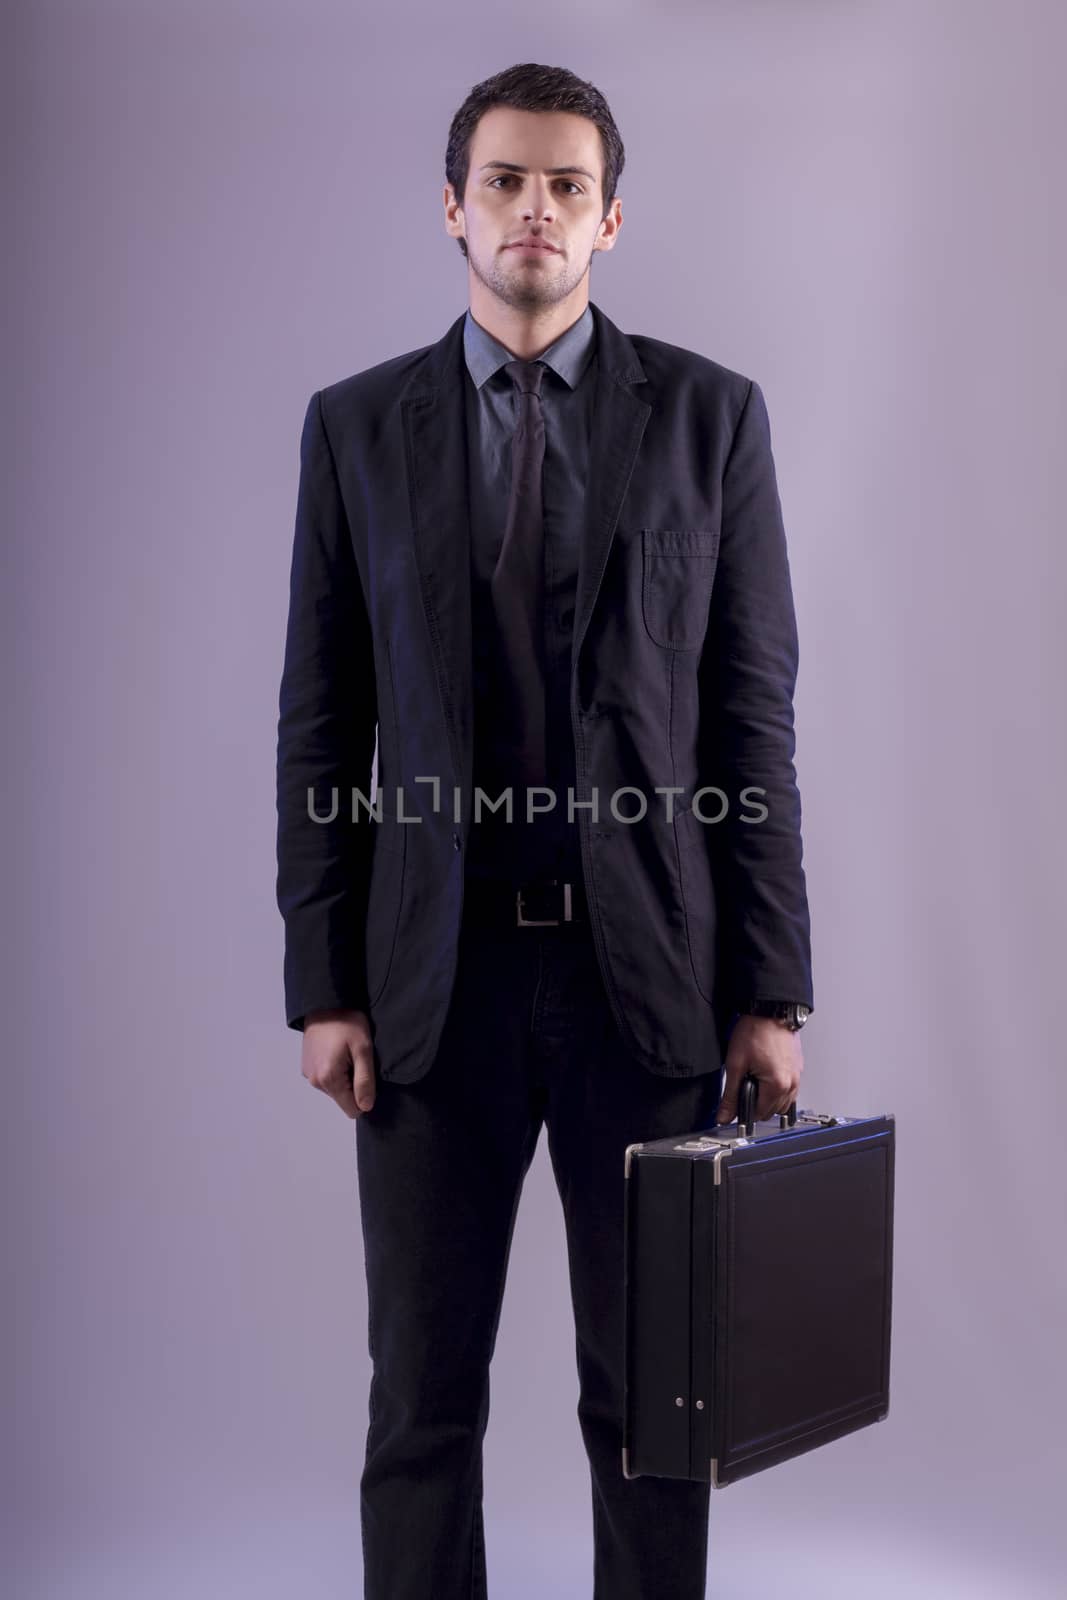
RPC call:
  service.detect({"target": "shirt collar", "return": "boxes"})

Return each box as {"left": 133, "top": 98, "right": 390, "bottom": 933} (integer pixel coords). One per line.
{"left": 463, "top": 303, "right": 596, "bottom": 392}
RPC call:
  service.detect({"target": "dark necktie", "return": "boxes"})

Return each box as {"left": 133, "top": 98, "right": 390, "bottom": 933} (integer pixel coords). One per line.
{"left": 490, "top": 358, "right": 548, "bottom": 789}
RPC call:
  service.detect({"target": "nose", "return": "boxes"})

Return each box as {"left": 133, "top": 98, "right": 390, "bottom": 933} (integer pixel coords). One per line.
{"left": 521, "top": 178, "right": 556, "bottom": 223}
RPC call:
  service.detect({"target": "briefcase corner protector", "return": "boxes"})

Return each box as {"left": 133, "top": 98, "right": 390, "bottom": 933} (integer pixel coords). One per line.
{"left": 623, "top": 1141, "right": 645, "bottom": 1178}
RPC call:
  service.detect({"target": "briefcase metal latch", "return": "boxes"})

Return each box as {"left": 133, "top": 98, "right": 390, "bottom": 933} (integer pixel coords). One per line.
{"left": 674, "top": 1135, "right": 734, "bottom": 1151}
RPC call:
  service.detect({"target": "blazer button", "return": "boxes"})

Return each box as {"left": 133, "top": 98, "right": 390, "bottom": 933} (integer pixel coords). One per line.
{"left": 452, "top": 831, "right": 461, "bottom": 851}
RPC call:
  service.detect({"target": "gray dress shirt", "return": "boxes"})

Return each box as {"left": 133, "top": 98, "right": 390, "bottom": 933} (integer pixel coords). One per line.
{"left": 461, "top": 304, "right": 598, "bottom": 886}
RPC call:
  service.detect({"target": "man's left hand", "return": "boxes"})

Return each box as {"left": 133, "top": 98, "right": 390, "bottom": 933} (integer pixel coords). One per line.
{"left": 715, "top": 1015, "right": 804, "bottom": 1125}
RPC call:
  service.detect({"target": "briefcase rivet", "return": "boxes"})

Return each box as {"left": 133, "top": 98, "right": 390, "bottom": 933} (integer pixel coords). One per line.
{"left": 675, "top": 1396, "right": 684, "bottom": 1407}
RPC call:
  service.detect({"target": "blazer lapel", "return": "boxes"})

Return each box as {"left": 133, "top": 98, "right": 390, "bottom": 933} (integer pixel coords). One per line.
{"left": 574, "top": 302, "right": 651, "bottom": 668}
{"left": 401, "top": 311, "right": 474, "bottom": 799}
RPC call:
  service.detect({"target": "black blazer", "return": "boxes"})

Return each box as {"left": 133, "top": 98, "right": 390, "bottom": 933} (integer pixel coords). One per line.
{"left": 276, "top": 299, "right": 813, "bottom": 1082}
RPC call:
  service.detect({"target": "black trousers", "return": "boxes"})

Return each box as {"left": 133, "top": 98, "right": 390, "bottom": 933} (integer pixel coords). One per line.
{"left": 354, "top": 903, "right": 725, "bottom": 1599}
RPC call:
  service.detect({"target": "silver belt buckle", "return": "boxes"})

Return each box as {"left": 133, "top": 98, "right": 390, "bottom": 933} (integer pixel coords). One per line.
{"left": 515, "top": 881, "right": 573, "bottom": 927}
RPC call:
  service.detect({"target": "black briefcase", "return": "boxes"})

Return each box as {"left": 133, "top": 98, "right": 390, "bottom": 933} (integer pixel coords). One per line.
{"left": 622, "top": 1073, "right": 894, "bottom": 1487}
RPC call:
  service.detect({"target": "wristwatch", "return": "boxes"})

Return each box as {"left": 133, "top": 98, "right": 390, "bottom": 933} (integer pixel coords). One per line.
{"left": 740, "top": 999, "right": 811, "bottom": 1031}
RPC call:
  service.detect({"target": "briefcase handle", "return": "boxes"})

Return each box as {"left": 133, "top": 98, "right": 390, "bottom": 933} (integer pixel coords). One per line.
{"left": 733, "top": 1072, "right": 798, "bottom": 1138}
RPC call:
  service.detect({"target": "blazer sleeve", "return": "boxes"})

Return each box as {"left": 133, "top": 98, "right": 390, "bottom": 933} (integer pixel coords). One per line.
{"left": 275, "top": 389, "right": 378, "bottom": 1032}
{"left": 699, "top": 378, "right": 814, "bottom": 1014}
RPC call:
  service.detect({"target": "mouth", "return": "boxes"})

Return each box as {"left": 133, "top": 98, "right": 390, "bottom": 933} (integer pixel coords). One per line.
{"left": 505, "top": 240, "right": 560, "bottom": 254}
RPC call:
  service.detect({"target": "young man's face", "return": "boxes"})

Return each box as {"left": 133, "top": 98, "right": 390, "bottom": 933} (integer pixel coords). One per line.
{"left": 445, "top": 105, "right": 622, "bottom": 311}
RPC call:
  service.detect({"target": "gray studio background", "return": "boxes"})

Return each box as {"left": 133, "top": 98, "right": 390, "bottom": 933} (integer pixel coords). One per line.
{"left": 7, "top": 1, "right": 1066, "bottom": 1595}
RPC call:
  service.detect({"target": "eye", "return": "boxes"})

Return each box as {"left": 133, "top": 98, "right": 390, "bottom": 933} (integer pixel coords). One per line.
{"left": 488, "top": 176, "right": 582, "bottom": 194}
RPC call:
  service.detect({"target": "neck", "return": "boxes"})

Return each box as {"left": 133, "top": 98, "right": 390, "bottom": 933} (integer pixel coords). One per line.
{"left": 467, "top": 281, "right": 590, "bottom": 360}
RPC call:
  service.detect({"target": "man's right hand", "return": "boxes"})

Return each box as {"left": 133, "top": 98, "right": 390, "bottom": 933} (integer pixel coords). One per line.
{"left": 301, "top": 1009, "right": 376, "bottom": 1118}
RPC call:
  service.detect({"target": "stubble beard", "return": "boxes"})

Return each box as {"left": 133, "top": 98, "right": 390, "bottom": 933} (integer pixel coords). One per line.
{"left": 467, "top": 239, "right": 591, "bottom": 313}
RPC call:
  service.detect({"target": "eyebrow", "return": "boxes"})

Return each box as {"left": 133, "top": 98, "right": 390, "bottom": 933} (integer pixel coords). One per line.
{"left": 478, "top": 160, "right": 598, "bottom": 183}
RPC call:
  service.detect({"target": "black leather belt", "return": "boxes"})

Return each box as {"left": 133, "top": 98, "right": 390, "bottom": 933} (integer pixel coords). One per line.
{"left": 462, "top": 875, "right": 590, "bottom": 928}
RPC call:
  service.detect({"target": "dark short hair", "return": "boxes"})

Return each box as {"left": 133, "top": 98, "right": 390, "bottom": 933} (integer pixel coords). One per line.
{"left": 445, "top": 62, "right": 625, "bottom": 259}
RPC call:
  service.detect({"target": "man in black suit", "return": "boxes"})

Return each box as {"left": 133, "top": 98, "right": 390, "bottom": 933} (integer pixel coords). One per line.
{"left": 276, "top": 61, "right": 814, "bottom": 1600}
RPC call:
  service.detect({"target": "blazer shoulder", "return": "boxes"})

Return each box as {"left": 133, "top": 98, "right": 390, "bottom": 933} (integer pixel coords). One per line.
{"left": 628, "top": 329, "right": 754, "bottom": 404}
{"left": 314, "top": 340, "right": 435, "bottom": 418}
{"left": 624, "top": 331, "right": 767, "bottom": 455}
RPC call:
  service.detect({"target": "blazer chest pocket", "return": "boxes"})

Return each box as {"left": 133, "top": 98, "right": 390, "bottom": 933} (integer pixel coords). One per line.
{"left": 641, "top": 528, "right": 721, "bottom": 650}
